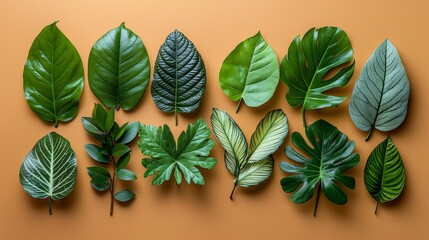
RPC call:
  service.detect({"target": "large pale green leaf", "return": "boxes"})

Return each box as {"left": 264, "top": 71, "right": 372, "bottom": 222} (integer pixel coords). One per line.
{"left": 23, "top": 21, "right": 84, "bottom": 127}
{"left": 280, "top": 119, "right": 359, "bottom": 216}
{"left": 151, "top": 30, "right": 206, "bottom": 125}
{"left": 219, "top": 32, "right": 279, "bottom": 112}
{"left": 138, "top": 118, "right": 217, "bottom": 185}
{"left": 237, "top": 156, "right": 273, "bottom": 187}
{"left": 19, "top": 132, "right": 77, "bottom": 214}
{"left": 349, "top": 39, "right": 410, "bottom": 141}
{"left": 280, "top": 27, "right": 354, "bottom": 113}
{"left": 88, "top": 23, "right": 150, "bottom": 110}
{"left": 364, "top": 136, "right": 405, "bottom": 214}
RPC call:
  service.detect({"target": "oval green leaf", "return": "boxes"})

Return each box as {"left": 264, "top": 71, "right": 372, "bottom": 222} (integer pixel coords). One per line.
{"left": 84, "top": 144, "right": 109, "bottom": 164}
{"left": 19, "top": 132, "right": 78, "bottom": 214}
{"left": 151, "top": 30, "right": 206, "bottom": 125}
{"left": 88, "top": 23, "right": 150, "bottom": 110}
{"left": 116, "top": 169, "right": 137, "bottom": 181}
{"left": 114, "top": 190, "right": 135, "bottom": 202}
{"left": 24, "top": 21, "right": 84, "bottom": 127}
{"left": 219, "top": 32, "right": 279, "bottom": 112}
{"left": 349, "top": 39, "right": 410, "bottom": 141}
{"left": 364, "top": 136, "right": 405, "bottom": 214}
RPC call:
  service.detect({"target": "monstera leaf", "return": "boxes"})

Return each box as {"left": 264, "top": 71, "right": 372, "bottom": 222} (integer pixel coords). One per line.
{"left": 219, "top": 32, "right": 279, "bottom": 113}
{"left": 211, "top": 108, "right": 288, "bottom": 199}
{"left": 19, "top": 132, "right": 78, "bottom": 215}
{"left": 349, "top": 39, "right": 410, "bottom": 141}
{"left": 280, "top": 120, "right": 359, "bottom": 216}
{"left": 24, "top": 21, "right": 84, "bottom": 127}
{"left": 364, "top": 136, "right": 405, "bottom": 214}
{"left": 151, "top": 30, "right": 206, "bottom": 125}
{"left": 280, "top": 27, "right": 354, "bottom": 126}
{"left": 88, "top": 23, "right": 150, "bottom": 110}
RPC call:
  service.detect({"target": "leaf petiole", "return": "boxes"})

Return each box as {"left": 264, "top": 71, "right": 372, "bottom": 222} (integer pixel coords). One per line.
{"left": 235, "top": 98, "right": 243, "bottom": 113}
{"left": 48, "top": 196, "right": 52, "bottom": 215}
{"left": 313, "top": 184, "right": 321, "bottom": 217}
{"left": 365, "top": 128, "right": 374, "bottom": 142}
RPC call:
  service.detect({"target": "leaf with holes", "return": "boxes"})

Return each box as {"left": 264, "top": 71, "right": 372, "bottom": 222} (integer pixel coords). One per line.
{"left": 280, "top": 120, "right": 359, "bottom": 216}
{"left": 364, "top": 136, "right": 405, "bottom": 214}
{"left": 219, "top": 32, "right": 279, "bottom": 113}
{"left": 24, "top": 21, "right": 84, "bottom": 127}
{"left": 19, "top": 132, "right": 77, "bottom": 215}
{"left": 151, "top": 30, "right": 206, "bottom": 125}
{"left": 88, "top": 23, "right": 150, "bottom": 110}
{"left": 349, "top": 39, "right": 410, "bottom": 141}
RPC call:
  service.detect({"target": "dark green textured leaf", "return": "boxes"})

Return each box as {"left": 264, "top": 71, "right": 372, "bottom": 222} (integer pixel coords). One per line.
{"left": 88, "top": 23, "right": 150, "bottom": 110}
{"left": 84, "top": 144, "right": 109, "bottom": 164}
{"left": 138, "top": 118, "right": 216, "bottom": 185}
{"left": 151, "top": 30, "right": 206, "bottom": 125}
{"left": 349, "top": 39, "right": 410, "bottom": 141}
{"left": 23, "top": 21, "right": 84, "bottom": 127}
{"left": 114, "top": 190, "right": 135, "bottom": 202}
{"left": 280, "top": 119, "right": 359, "bottom": 216}
{"left": 219, "top": 32, "right": 279, "bottom": 112}
{"left": 19, "top": 132, "right": 77, "bottom": 214}
{"left": 364, "top": 136, "right": 405, "bottom": 214}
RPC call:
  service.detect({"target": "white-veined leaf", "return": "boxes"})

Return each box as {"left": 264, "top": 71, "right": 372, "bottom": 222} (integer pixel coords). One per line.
{"left": 237, "top": 155, "right": 273, "bottom": 187}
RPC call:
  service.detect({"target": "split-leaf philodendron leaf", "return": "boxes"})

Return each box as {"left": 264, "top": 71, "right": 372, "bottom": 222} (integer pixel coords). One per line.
{"left": 349, "top": 39, "right": 410, "bottom": 141}
{"left": 151, "top": 30, "right": 206, "bottom": 125}
{"left": 280, "top": 26, "right": 354, "bottom": 127}
{"left": 364, "top": 136, "right": 405, "bottom": 214}
{"left": 88, "top": 23, "right": 150, "bottom": 110}
{"left": 19, "top": 132, "right": 77, "bottom": 215}
{"left": 24, "top": 21, "right": 84, "bottom": 127}
{"left": 138, "top": 118, "right": 217, "bottom": 185}
{"left": 280, "top": 120, "right": 359, "bottom": 217}
{"left": 219, "top": 32, "right": 279, "bottom": 113}
{"left": 211, "top": 108, "right": 288, "bottom": 199}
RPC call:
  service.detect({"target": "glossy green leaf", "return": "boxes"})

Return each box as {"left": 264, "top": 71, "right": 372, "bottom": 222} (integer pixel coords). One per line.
{"left": 19, "top": 132, "right": 77, "bottom": 214}
{"left": 138, "top": 118, "right": 217, "bottom": 185}
{"left": 219, "top": 32, "right": 279, "bottom": 112}
{"left": 84, "top": 144, "right": 109, "bottom": 164}
{"left": 151, "top": 30, "right": 206, "bottom": 125}
{"left": 112, "top": 144, "right": 131, "bottom": 157}
{"left": 117, "top": 122, "right": 139, "bottom": 144}
{"left": 90, "top": 181, "right": 110, "bottom": 192}
{"left": 105, "top": 108, "right": 115, "bottom": 132}
{"left": 115, "top": 122, "right": 129, "bottom": 141}
{"left": 349, "top": 39, "right": 410, "bottom": 141}
{"left": 280, "top": 27, "right": 354, "bottom": 112}
{"left": 116, "top": 169, "right": 137, "bottom": 181}
{"left": 280, "top": 119, "right": 359, "bottom": 216}
{"left": 114, "top": 190, "right": 135, "bottom": 202}
{"left": 88, "top": 23, "right": 150, "bottom": 110}
{"left": 117, "top": 153, "right": 131, "bottom": 170}
{"left": 87, "top": 166, "right": 111, "bottom": 182}
{"left": 364, "top": 136, "right": 405, "bottom": 214}
{"left": 23, "top": 21, "right": 84, "bottom": 127}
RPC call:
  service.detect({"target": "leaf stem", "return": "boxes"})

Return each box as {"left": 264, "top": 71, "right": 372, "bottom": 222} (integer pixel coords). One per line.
{"left": 302, "top": 108, "right": 307, "bottom": 129}
{"left": 313, "top": 184, "right": 321, "bottom": 217}
{"left": 235, "top": 98, "right": 243, "bottom": 113}
{"left": 110, "top": 157, "right": 116, "bottom": 216}
{"left": 365, "top": 128, "right": 374, "bottom": 142}
{"left": 375, "top": 201, "right": 380, "bottom": 215}
{"left": 230, "top": 183, "right": 238, "bottom": 200}
{"left": 175, "top": 110, "right": 178, "bottom": 126}
{"left": 48, "top": 196, "right": 52, "bottom": 215}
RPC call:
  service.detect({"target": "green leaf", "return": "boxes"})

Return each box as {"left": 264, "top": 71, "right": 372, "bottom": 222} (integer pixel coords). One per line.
{"left": 280, "top": 119, "right": 359, "bottom": 216}
{"left": 19, "top": 132, "right": 77, "bottom": 215}
{"left": 364, "top": 136, "right": 405, "bottom": 214}
{"left": 138, "top": 118, "right": 217, "bottom": 185}
{"left": 219, "top": 32, "right": 279, "bottom": 112}
{"left": 115, "top": 122, "right": 129, "bottom": 141}
{"left": 88, "top": 22, "right": 150, "bottom": 110}
{"left": 112, "top": 144, "right": 131, "bottom": 157}
{"left": 81, "top": 117, "right": 104, "bottom": 140}
{"left": 116, "top": 169, "right": 137, "bottom": 181}
{"left": 94, "top": 104, "right": 107, "bottom": 132}
{"left": 105, "top": 108, "right": 115, "bottom": 132}
{"left": 84, "top": 144, "right": 110, "bottom": 164}
{"left": 117, "top": 122, "right": 139, "bottom": 144}
{"left": 349, "top": 39, "right": 410, "bottom": 141}
{"left": 237, "top": 156, "right": 273, "bottom": 187}
{"left": 114, "top": 190, "right": 135, "bottom": 202}
{"left": 280, "top": 27, "right": 354, "bottom": 111}
{"left": 117, "top": 152, "right": 131, "bottom": 170}
{"left": 23, "top": 21, "right": 84, "bottom": 127}
{"left": 90, "top": 181, "right": 110, "bottom": 192}
{"left": 87, "top": 166, "right": 111, "bottom": 183}
{"left": 151, "top": 30, "right": 206, "bottom": 125}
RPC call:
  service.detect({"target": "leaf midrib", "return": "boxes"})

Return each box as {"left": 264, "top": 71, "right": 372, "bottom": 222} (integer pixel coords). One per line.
{"left": 174, "top": 31, "right": 178, "bottom": 117}
{"left": 240, "top": 35, "right": 260, "bottom": 100}
{"left": 370, "top": 41, "right": 388, "bottom": 131}
{"left": 50, "top": 29, "right": 58, "bottom": 123}
{"left": 116, "top": 25, "right": 123, "bottom": 106}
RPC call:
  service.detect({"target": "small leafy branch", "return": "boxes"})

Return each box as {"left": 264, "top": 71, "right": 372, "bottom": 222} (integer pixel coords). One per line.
{"left": 82, "top": 104, "right": 139, "bottom": 216}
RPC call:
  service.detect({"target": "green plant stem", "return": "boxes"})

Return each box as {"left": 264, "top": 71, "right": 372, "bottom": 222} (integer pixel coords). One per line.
{"left": 48, "top": 196, "right": 52, "bottom": 215}
{"left": 110, "top": 158, "right": 117, "bottom": 216}
{"left": 313, "top": 184, "right": 321, "bottom": 217}
{"left": 365, "top": 128, "right": 374, "bottom": 142}
{"left": 230, "top": 183, "right": 238, "bottom": 200}
{"left": 302, "top": 108, "right": 307, "bottom": 129}
{"left": 375, "top": 201, "right": 380, "bottom": 215}
{"left": 235, "top": 98, "right": 243, "bottom": 113}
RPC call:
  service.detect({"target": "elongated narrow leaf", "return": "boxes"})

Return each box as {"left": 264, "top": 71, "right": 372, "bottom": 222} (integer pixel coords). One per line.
{"left": 349, "top": 39, "right": 410, "bottom": 141}
{"left": 280, "top": 27, "right": 354, "bottom": 110}
{"left": 24, "top": 21, "right": 84, "bottom": 127}
{"left": 88, "top": 23, "right": 150, "bottom": 110}
{"left": 364, "top": 136, "right": 405, "bottom": 213}
{"left": 19, "top": 132, "right": 77, "bottom": 214}
{"left": 219, "top": 32, "right": 279, "bottom": 112}
{"left": 151, "top": 30, "right": 206, "bottom": 125}
{"left": 280, "top": 120, "right": 359, "bottom": 216}
{"left": 237, "top": 156, "right": 273, "bottom": 187}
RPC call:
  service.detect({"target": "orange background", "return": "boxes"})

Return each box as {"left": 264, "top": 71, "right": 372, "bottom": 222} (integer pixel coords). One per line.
{"left": 1, "top": 0, "right": 428, "bottom": 239}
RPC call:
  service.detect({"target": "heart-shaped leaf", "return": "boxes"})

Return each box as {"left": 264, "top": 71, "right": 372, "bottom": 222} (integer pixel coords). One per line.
{"left": 349, "top": 39, "right": 410, "bottom": 141}
{"left": 151, "top": 30, "right": 206, "bottom": 125}
{"left": 23, "top": 21, "right": 84, "bottom": 127}
{"left": 19, "top": 132, "right": 78, "bottom": 214}
{"left": 88, "top": 23, "right": 150, "bottom": 110}
{"left": 364, "top": 136, "right": 405, "bottom": 214}
{"left": 219, "top": 32, "right": 279, "bottom": 113}
{"left": 280, "top": 119, "right": 359, "bottom": 216}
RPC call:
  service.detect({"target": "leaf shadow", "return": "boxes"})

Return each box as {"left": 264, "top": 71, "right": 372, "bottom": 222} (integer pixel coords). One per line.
{"left": 233, "top": 174, "right": 275, "bottom": 200}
